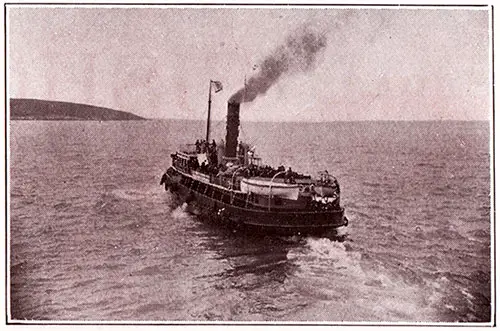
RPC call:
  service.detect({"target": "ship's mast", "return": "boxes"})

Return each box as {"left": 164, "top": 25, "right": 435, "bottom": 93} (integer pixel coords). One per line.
{"left": 206, "top": 80, "right": 213, "bottom": 142}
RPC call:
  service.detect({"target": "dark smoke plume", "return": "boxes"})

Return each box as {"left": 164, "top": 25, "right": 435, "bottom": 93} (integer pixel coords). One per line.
{"left": 229, "top": 25, "right": 327, "bottom": 104}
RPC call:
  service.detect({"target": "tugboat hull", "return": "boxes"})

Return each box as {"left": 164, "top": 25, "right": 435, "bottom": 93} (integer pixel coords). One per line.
{"left": 163, "top": 168, "right": 348, "bottom": 235}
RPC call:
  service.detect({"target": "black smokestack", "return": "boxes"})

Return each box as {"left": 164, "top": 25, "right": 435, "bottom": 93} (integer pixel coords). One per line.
{"left": 229, "top": 25, "right": 327, "bottom": 104}
{"left": 225, "top": 102, "right": 240, "bottom": 158}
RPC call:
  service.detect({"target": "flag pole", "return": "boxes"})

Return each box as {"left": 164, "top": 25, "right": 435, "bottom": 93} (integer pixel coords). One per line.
{"left": 206, "top": 80, "right": 212, "bottom": 143}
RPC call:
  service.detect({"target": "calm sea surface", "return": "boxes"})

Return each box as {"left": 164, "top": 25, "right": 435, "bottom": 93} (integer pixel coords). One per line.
{"left": 9, "top": 120, "right": 491, "bottom": 322}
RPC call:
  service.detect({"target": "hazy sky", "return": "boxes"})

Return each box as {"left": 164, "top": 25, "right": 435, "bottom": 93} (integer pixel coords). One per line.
{"left": 7, "top": 5, "right": 490, "bottom": 121}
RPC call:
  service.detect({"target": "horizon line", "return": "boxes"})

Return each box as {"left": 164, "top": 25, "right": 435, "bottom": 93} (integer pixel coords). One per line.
{"left": 147, "top": 117, "right": 491, "bottom": 123}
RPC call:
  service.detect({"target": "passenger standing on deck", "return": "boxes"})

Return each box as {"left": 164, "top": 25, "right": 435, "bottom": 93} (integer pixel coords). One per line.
{"left": 202, "top": 140, "right": 208, "bottom": 153}
{"left": 285, "top": 167, "right": 292, "bottom": 183}
{"left": 238, "top": 141, "right": 244, "bottom": 156}
{"left": 324, "top": 170, "right": 330, "bottom": 183}
{"left": 287, "top": 167, "right": 296, "bottom": 184}
{"left": 195, "top": 140, "right": 201, "bottom": 153}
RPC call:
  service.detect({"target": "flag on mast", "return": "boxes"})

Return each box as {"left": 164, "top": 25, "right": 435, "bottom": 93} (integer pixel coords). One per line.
{"left": 211, "top": 80, "right": 223, "bottom": 93}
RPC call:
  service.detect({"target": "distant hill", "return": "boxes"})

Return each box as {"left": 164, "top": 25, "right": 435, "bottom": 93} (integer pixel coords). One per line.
{"left": 10, "top": 98, "right": 146, "bottom": 121}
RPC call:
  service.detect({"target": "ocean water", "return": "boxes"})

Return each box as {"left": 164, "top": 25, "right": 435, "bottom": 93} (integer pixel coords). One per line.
{"left": 9, "top": 120, "right": 491, "bottom": 323}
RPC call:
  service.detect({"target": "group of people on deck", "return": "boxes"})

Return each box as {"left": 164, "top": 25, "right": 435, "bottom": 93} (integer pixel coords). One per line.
{"left": 195, "top": 139, "right": 219, "bottom": 166}
{"left": 191, "top": 138, "right": 315, "bottom": 185}
{"left": 195, "top": 139, "right": 217, "bottom": 154}
{"left": 241, "top": 164, "right": 304, "bottom": 183}
{"left": 189, "top": 157, "right": 221, "bottom": 176}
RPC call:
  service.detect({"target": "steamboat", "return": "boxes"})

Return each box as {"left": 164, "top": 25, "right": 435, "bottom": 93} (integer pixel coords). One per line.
{"left": 160, "top": 81, "right": 348, "bottom": 235}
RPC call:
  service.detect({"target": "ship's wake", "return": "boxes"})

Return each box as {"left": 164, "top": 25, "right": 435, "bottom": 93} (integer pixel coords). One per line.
{"left": 286, "top": 237, "right": 446, "bottom": 322}
{"left": 170, "top": 203, "right": 191, "bottom": 220}
{"left": 110, "top": 188, "right": 151, "bottom": 201}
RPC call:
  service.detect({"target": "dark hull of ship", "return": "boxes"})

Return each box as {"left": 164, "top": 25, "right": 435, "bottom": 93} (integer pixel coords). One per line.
{"left": 164, "top": 167, "right": 348, "bottom": 236}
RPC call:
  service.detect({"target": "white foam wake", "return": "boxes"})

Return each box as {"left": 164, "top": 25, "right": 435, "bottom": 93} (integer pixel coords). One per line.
{"left": 286, "top": 237, "right": 445, "bottom": 322}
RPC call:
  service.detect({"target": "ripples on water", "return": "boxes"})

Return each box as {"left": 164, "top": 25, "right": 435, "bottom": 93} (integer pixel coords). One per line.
{"left": 9, "top": 120, "right": 491, "bottom": 322}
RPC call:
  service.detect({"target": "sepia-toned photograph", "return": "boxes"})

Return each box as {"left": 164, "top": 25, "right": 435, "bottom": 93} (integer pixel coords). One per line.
{"left": 6, "top": 2, "right": 493, "bottom": 325}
